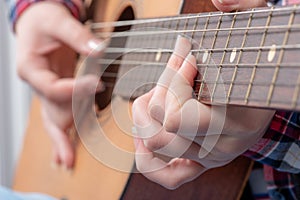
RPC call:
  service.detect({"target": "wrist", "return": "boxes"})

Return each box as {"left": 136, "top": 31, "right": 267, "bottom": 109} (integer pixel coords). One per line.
{"left": 10, "top": 0, "right": 83, "bottom": 32}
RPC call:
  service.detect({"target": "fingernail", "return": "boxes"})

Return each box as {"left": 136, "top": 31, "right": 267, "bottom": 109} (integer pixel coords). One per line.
{"left": 185, "top": 53, "right": 197, "bottom": 66}
{"left": 174, "top": 35, "right": 192, "bottom": 58}
{"left": 186, "top": 52, "right": 195, "bottom": 62}
{"left": 218, "top": 0, "right": 239, "bottom": 5}
{"left": 87, "top": 39, "right": 106, "bottom": 52}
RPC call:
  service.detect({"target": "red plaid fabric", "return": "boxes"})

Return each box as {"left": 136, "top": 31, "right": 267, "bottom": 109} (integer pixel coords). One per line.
{"left": 244, "top": 1, "right": 300, "bottom": 199}
{"left": 244, "top": 111, "right": 300, "bottom": 199}
{"left": 8, "top": 0, "right": 300, "bottom": 198}
{"left": 9, "top": 0, "right": 80, "bottom": 31}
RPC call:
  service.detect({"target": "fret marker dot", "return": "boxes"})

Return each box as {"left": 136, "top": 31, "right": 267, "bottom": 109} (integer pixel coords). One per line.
{"left": 202, "top": 50, "right": 209, "bottom": 63}
{"left": 155, "top": 49, "right": 162, "bottom": 62}
{"left": 268, "top": 44, "right": 276, "bottom": 62}
{"left": 230, "top": 48, "right": 237, "bottom": 63}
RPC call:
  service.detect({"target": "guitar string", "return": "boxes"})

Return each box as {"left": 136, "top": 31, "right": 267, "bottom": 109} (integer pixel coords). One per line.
{"left": 98, "top": 79, "right": 300, "bottom": 110}
{"left": 246, "top": 6, "right": 274, "bottom": 105}
{"left": 90, "top": 5, "right": 299, "bottom": 29}
{"left": 94, "top": 24, "right": 300, "bottom": 39}
{"left": 95, "top": 59, "right": 300, "bottom": 68}
{"left": 99, "top": 71, "right": 300, "bottom": 87}
{"left": 90, "top": 5, "right": 300, "bottom": 108}
{"left": 199, "top": 13, "right": 223, "bottom": 100}
{"left": 267, "top": 6, "right": 296, "bottom": 106}
{"left": 227, "top": 8, "right": 254, "bottom": 103}
{"left": 95, "top": 44, "right": 300, "bottom": 54}
{"left": 98, "top": 79, "right": 299, "bottom": 107}
{"left": 98, "top": 57, "right": 300, "bottom": 106}
{"left": 193, "top": 94, "right": 298, "bottom": 106}
{"left": 98, "top": 64, "right": 299, "bottom": 81}
{"left": 211, "top": 13, "right": 237, "bottom": 101}
{"left": 98, "top": 79, "right": 299, "bottom": 95}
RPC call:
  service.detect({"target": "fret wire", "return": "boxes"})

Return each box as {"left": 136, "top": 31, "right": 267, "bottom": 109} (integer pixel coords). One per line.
{"left": 91, "top": 5, "right": 299, "bottom": 29}
{"left": 155, "top": 19, "right": 173, "bottom": 83}
{"left": 195, "top": 13, "right": 210, "bottom": 63}
{"left": 153, "top": 19, "right": 165, "bottom": 89}
{"left": 126, "top": 33, "right": 140, "bottom": 94}
{"left": 183, "top": 14, "right": 191, "bottom": 37}
{"left": 245, "top": 7, "right": 274, "bottom": 104}
{"left": 134, "top": 25, "right": 145, "bottom": 94}
{"left": 143, "top": 21, "right": 162, "bottom": 94}
{"left": 101, "top": 80, "right": 297, "bottom": 94}
{"left": 205, "top": 16, "right": 222, "bottom": 101}
{"left": 150, "top": 19, "right": 171, "bottom": 93}
{"left": 194, "top": 94, "right": 300, "bottom": 109}
{"left": 148, "top": 16, "right": 180, "bottom": 95}
{"left": 126, "top": 22, "right": 147, "bottom": 94}
{"left": 142, "top": 29, "right": 151, "bottom": 94}
{"left": 101, "top": 70, "right": 300, "bottom": 88}
{"left": 103, "top": 63, "right": 299, "bottom": 79}
{"left": 292, "top": 73, "right": 300, "bottom": 108}
{"left": 196, "top": 13, "right": 212, "bottom": 101}
{"left": 194, "top": 80, "right": 298, "bottom": 87}
{"left": 103, "top": 44, "right": 300, "bottom": 54}
{"left": 266, "top": 5, "right": 296, "bottom": 106}
{"left": 196, "top": 63, "right": 300, "bottom": 68}
{"left": 211, "top": 14, "right": 237, "bottom": 101}
{"left": 95, "top": 24, "right": 300, "bottom": 39}
{"left": 200, "top": 16, "right": 222, "bottom": 101}
{"left": 191, "top": 13, "right": 200, "bottom": 40}
{"left": 227, "top": 10, "right": 254, "bottom": 103}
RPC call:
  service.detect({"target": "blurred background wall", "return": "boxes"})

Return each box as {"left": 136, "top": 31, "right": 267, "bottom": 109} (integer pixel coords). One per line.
{"left": 0, "top": 1, "right": 32, "bottom": 187}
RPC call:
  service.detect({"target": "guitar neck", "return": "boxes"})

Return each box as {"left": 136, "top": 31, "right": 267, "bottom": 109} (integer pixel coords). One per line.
{"left": 95, "top": 4, "right": 300, "bottom": 111}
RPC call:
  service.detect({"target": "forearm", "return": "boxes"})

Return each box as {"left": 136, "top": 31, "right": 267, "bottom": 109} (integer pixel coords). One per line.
{"left": 9, "top": 0, "right": 84, "bottom": 32}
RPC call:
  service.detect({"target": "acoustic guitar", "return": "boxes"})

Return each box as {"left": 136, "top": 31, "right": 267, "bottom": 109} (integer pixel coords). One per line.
{"left": 13, "top": 0, "right": 300, "bottom": 199}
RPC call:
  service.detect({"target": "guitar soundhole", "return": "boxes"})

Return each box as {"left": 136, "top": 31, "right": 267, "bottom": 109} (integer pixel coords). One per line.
{"left": 95, "top": 7, "right": 135, "bottom": 110}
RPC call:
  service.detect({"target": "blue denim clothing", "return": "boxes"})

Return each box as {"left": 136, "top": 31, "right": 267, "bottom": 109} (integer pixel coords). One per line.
{"left": 0, "top": 186, "right": 57, "bottom": 200}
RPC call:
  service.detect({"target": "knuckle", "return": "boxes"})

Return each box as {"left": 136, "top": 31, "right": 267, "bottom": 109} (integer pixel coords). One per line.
{"left": 143, "top": 137, "right": 164, "bottom": 151}
{"left": 164, "top": 115, "right": 179, "bottom": 133}
{"left": 132, "top": 97, "right": 145, "bottom": 116}
{"left": 164, "top": 178, "right": 183, "bottom": 190}
{"left": 132, "top": 99, "right": 140, "bottom": 112}
{"left": 135, "top": 160, "right": 148, "bottom": 174}
{"left": 148, "top": 103, "right": 164, "bottom": 123}
{"left": 217, "top": 0, "right": 234, "bottom": 4}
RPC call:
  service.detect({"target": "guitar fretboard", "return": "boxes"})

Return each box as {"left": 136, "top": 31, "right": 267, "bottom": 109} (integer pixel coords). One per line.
{"left": 93, "top": 4, "right": 300, "bottom": 111}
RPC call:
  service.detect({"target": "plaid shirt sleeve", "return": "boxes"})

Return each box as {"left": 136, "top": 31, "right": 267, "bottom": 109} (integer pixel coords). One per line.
{"left": 244, "top": 111, "right": 300, "bottom": 199}
{"left": 9, "top": 0, "right": 81, "bottom": 32}
{"left": 242, "top": 1, "right": 300, "bottom": 199}
{"left": 244, "top": 111, "right": 300, "bottom": 174}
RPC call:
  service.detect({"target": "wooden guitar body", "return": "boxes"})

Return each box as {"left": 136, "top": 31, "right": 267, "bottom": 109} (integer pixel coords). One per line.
{"left": 13, "top": 0, "right": 253, "bottom": 199}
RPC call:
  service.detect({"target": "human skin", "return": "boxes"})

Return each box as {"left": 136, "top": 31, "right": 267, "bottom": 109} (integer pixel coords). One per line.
{"left": 132, "top": 0, "right": 272, "bottom": 189}
{"left": 15, "top": 1, "right": 105, "bottom": 169}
